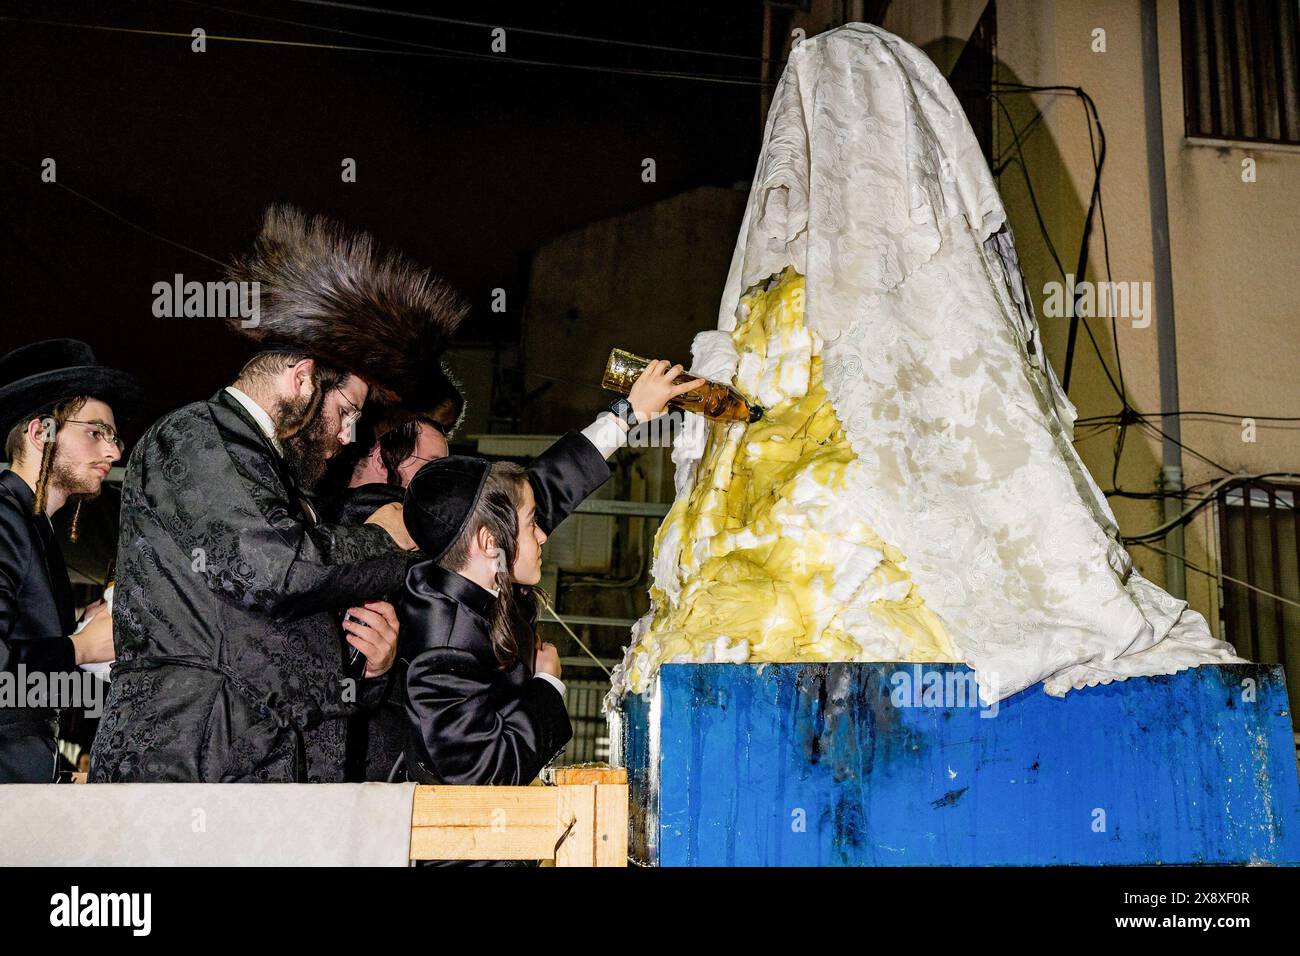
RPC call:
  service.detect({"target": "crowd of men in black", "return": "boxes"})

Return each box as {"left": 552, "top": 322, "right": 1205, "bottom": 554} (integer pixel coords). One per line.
{"left": 0, "top": 205, "right": 699, "bottom": 800}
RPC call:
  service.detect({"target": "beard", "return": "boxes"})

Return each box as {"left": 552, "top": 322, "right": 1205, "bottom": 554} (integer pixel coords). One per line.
{"left": 276, "top": 393, "right": 335, "bottom": 492}
{"left": 50, "top": 455, "right": 104, "bottom": 502}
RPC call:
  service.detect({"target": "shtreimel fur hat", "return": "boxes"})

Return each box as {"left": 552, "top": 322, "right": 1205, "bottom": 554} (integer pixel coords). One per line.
{"left": 226, "top": 205, "right": 469, "bottom": 406}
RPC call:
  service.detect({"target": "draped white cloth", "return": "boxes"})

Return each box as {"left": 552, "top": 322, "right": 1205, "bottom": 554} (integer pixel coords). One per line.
{"left": 685, "top": 23, "right": 1242, "bottom": 704}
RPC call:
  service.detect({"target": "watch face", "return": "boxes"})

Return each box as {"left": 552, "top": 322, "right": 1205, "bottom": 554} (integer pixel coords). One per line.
{"left": 610, "top": 398, "right": 635, "bottom": 424}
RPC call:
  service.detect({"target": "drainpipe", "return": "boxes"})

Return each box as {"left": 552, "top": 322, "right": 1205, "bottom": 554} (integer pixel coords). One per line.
{"left": 1140, "top": 0, "right": 1186, "bottom": 598}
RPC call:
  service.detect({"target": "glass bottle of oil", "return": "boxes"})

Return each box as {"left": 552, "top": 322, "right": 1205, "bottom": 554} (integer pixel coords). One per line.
{"left": 601, "top": 348, "right": 764, "bottom": 424}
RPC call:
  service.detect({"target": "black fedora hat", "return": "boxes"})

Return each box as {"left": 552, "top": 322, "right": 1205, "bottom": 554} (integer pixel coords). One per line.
{"left": 0, "top": 339, "right": 141, "bottom": 440}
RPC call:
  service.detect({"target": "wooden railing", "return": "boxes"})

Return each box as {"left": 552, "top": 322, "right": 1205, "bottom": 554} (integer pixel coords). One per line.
{"left": 409, "top": 767, "right": 628, "bottom": 866}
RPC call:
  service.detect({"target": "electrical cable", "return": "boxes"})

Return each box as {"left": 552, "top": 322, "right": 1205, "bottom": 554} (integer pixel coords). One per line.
{"left": 1, "top": 155, "right": 228, "bottom": 267}
{"left": 1137, "top": 418, "right": 1234, "bottom": 476}
{"left": 280, "top": 0, "right": 777, "bottom": 63}
{"left": 1077, "top": 410, "right": 1300, "bottom": 424}
{"left": 539, "top": 595, "right": 613, "bottom": 678}
{"left": 1122, "top": 472, "right": 1300, "bottom": 543}
{"left": 1133, "top": 540, "right": 1300, "bottom": 611}
{"left": 0, "top": 16, "right": 775, "bottom": 87}
{"left": 987, "top": 87, "right": 1255, "bottom": 501}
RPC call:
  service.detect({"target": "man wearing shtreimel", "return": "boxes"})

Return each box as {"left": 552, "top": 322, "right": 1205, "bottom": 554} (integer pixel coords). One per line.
{"left": 90, "top": 206, "right": 468, "bottom": 783}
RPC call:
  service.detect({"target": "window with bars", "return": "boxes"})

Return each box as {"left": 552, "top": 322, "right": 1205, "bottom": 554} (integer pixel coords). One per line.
{"left": 558, "top": 677, "right": 613, "bottom": 766}
{"left": 1179, "top": 0, "right": 1300, "bottom": 145}
{"left": 1216, "top": 479, "right": 1300, "bottom": 723}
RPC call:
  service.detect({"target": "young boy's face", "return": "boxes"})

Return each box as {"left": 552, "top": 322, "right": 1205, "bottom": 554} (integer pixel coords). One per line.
{"left": 511, "top": 480, "right": 547, "bottom": 585}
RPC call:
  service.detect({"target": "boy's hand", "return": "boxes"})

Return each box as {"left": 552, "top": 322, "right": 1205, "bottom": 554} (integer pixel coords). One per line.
{"left": 534, "top": 641, "right": 561, "bottom": 679}
{"left": 627, "top": 359, "right": 705, "bottom": 422}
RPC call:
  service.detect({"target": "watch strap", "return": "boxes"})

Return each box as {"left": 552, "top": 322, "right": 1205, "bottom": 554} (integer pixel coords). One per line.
{"left": 607, "top": 397, "right": 639, "bottom": 428}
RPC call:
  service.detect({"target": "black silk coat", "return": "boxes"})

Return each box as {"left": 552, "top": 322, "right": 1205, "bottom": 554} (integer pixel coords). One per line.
{"left": 324, "top": 480, "right": 412, "bottom": 783}
{"left": 397, "top": 431, "right": 612, "bottom": 787}
{"left": 89, "top": 390, "right": 412, "bottom": 783}
{"left": 0, "top": 470, "right": 77, "bottom": 742}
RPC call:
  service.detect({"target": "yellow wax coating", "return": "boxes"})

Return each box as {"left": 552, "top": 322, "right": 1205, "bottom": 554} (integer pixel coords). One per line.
{"left": 624, "top": 269, "right": 959, "bottom": 693}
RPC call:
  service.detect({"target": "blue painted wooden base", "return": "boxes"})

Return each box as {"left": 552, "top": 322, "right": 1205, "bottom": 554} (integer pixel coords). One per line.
{"left": 613, "top": 663, "right": 1300, "bottom": 866}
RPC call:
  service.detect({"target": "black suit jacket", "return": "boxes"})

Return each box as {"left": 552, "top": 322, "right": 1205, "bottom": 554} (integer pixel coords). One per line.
{"left": 0, "top": 470, "right": 77, "bottom": 738}
{"left": 90, "top": 389, "right": 410, "bottom": 782}
{"left": 396, "top": 431, "right": 612, "bottom": 786}
{"left": 327, "top": 482, "right": 405, "bottom": 529}
{"left": 324, "top": 480, "right": 416, "bottom": 782}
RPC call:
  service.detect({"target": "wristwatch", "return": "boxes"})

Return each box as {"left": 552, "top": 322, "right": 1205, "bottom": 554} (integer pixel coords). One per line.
{"left": 608, "top": 397, "right": 639, "bottom": 428}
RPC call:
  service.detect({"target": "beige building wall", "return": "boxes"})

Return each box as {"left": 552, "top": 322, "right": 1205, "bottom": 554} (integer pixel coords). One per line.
{"left": 782, "top": 0, "right": 1300, "bottom": 639}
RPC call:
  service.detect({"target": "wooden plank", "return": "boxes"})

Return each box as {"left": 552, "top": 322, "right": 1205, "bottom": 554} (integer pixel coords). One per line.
{"left": 553, "top": 766, "right": 627, "bottom": 786}
{"left": 553, "top": 785, "right": 596, "bottom": 867}
{"left": 412, "top": 785, "right": 556, "bottom": 828}
{"left": 410, "top": 825, "right": 557, "bottom": 861}
{"left": 410, "top": 785, "right": 560, "bottom": 861}
{"left": 595, "top": 783, "right": 629, "bottom": 866}
{"left": 408, "top": 782, "right": 627, "bottom": 864}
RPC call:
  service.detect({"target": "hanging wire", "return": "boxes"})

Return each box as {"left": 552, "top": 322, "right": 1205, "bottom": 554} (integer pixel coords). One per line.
{"left": 1137, "top": 419, "right": 1234, "bottom": 476}
{"left": 280, "top": 0, "right": 778, "bottom": 63}
{"left": 1133, "top": 541, "right": 1300, "bottom": 612}
{"left": 985, "top": 86, "right": 1269, "bottom": 502}
{"left": 1, "top": 156, "right": 228, "bottom": 267}
{"left": 1077, "top": 410, "right": 1300, "bottom": 424}
{"left": 0, "top": 16, "right": 775, "bottom": 87}
{"left": 989, "top": 99, "right": 1121, "bottom": 399}
{"left": 539, "top": 595, "right": 613, "bottom": 678}
{"left": 1122, "top": 473, "right": 1300, "bottom": 543}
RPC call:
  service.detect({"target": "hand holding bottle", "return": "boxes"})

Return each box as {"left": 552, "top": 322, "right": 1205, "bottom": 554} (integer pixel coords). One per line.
{"left": 627, "top": 359, "right": 705, "bottom": 422}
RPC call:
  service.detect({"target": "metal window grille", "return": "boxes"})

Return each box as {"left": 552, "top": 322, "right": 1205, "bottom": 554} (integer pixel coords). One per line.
{"left": 558, "top": 676, "right": 614, "bottom": 766}
{"left": 1180, "top": 0, "right": 1300, "bottom": 144}
{"left": 1216, "top": 478, "right": 1300, "bottom": 724}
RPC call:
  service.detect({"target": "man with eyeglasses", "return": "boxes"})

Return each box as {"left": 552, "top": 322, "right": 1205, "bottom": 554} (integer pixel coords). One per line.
{"left": 0, "top": 338, "right": 139, "bottom": 782}
{"left": 90, "top": 205, "right": 468, "bottom": 783}
{"left": 322, "top": 376, "right": 461, "bottom": 781}
{"left": 327, "top": 380, "right": 460, "bottom": 525}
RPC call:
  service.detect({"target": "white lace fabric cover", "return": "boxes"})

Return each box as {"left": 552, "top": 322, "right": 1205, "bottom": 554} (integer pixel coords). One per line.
{"left": 657, "top": 24, "right": 1241, "bottom": 705}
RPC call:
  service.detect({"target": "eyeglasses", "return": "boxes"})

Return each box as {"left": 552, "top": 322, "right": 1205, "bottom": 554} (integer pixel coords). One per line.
{"left": 333, "top": 388, "right": 363, "bottom": 431}
{"left": 63, "top": 419, "right": 125, "bottom": 454}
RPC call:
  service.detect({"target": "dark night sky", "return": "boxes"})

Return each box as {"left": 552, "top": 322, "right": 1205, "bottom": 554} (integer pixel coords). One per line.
{"left": 1, "top": 0, "right": 767, "bottom": 440}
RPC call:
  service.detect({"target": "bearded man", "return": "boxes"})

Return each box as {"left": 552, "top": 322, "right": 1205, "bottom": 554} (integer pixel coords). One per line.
{"left": 90, "top": 205, "right": 467, "bottom": 783}
{"left": 0, "top": 339, "right": 138, "bottom": 782}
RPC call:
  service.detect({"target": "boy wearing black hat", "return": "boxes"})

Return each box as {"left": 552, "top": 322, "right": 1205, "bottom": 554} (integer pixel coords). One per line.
{"left": 396, "top": 361, "right": 701, "bottom": 795}
{"left": 0, "top": 339, "right": 138, "bottom": 782}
